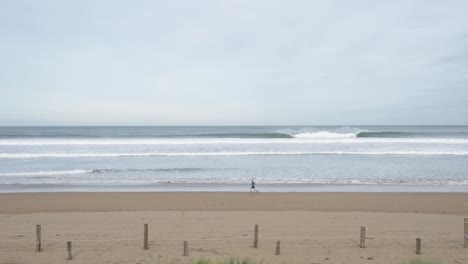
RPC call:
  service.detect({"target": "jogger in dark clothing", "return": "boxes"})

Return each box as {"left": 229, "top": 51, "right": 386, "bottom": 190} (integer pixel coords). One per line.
{"left": 250, "top": 178, "right": 259, "bottom": 192}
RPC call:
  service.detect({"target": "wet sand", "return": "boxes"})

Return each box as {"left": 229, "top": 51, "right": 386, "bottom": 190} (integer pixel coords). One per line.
{"left": 1, "top": 192, "right": 468, "bottom": 214}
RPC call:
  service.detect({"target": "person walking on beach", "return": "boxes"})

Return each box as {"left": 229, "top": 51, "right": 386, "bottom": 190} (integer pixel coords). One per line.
{"left": 250, "top": 178, "right": 259, "bottom": 192}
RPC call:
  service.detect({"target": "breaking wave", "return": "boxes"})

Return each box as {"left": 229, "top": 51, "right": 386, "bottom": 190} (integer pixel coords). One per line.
{"left": 293, "top": 132, "right": 357, "bottom": 138}
{"left": 0, "top": 170, "right": 92, "bottom": 176}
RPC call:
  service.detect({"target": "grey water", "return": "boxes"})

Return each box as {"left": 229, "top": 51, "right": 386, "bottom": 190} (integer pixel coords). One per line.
{"left": 0, "top": 126, "right": 467, "bottom": 193}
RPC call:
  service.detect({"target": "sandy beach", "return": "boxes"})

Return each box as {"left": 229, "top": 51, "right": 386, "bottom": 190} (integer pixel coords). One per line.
{"left": 1, "top": 192, "right": 467, "bottom": 264}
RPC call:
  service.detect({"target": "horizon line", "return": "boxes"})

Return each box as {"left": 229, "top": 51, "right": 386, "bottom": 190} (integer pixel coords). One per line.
{"left": 1, "top": 124, "right": 468, "bottom": 127}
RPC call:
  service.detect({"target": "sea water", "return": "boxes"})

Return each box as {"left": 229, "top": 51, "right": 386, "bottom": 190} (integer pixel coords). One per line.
{"left": 0, "top": 126, "right": 467, "bottom": 192}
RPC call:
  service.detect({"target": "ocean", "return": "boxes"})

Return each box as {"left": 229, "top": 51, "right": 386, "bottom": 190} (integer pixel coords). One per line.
{"left": 0, "top": 126, "right": 467, "bottom": 193}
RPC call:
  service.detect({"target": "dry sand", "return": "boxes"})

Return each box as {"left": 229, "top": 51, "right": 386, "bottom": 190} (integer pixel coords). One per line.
{"left": 0, "top": 192, "right": 467, "bottom": 264}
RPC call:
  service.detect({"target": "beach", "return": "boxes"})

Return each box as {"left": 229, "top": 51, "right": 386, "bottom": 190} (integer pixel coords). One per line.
{"left": 3, "top": 0, "right": 468, "bottom": 261}
{"left": 1, "top": 192, "right": 467, "bottom": 264}
{"left": 1, "top": 126, "right": 468, "bottom": 263}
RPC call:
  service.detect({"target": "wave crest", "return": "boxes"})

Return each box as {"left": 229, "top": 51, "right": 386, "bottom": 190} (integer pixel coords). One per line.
{"left": 293, "top": 131, "right": 357, "bottom": 138}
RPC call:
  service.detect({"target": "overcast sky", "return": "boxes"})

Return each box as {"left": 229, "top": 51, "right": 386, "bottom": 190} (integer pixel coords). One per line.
{"left": 1, "top": 0, "right": 467, "bottom": 125}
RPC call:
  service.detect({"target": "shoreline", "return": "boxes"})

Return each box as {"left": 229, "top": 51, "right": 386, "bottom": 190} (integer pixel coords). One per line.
{"left": 3, "top": 182, "right": 468, "bottom": 193}
{"left": 1, "top": 192, "right": 468, "bottom": 214}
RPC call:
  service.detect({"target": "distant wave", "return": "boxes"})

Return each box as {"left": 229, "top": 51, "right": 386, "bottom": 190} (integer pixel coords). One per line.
{"left": 357, "top": 131, "right": 423, "bottom": 138}
{"left": 1, "top": 151, "right": 468, "bottom": 159}
{"left": 192, "top": 133, "right": 293, "bottom": 138}
{"left": 0, "top": 132, "right": 293, "bottom": 139}
{"left": 1, "top": 127, "right": 467, "bottom": 140}
{"left": 2, "top": 138, "right": 468, "bottom": 146}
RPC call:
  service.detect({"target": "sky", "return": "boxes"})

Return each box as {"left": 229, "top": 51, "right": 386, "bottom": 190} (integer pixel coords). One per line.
{"left": 1, "top": 0, "right": 467, "bottom": 126}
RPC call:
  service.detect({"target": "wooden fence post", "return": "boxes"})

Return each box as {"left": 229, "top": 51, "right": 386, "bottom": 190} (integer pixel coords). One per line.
{"left": 360, "top": 226, "right": 366, "bottom": 248}
{"left": 144, "top": 223, "right": 148, "bottom": 250}
{"left": 183, "top": 241, "right": 189, "bottom": 256}
{"left": 254, "top": 224, "right": 259, "bottom": 248}
{"left": 275, "top": 240, "right": 281, "bottom": 255}
{"left": 36, "top": 224, "right": 41, "bottom": 252}
{"left": 67, "top": 241, "right": 73, "bottom": 260}
{"left": 416, "top": 238, "right": 421, "bottom": 255}
{"left": 464, "top": 217, "right": 468, "bottom": 248}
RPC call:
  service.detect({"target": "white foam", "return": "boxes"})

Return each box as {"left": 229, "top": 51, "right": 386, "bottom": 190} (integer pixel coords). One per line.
{"left": 1, "top": 150, "right": 468, "bottom": 159}
{"left": 0, "top": 170, "right": 92, "bottom": 176}
{"left": 293, "top": 131, "right": 357, "bottom": 138}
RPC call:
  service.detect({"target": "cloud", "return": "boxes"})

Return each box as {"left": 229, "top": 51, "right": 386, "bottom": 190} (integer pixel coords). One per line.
{"left": 1, "top": 0, "right": 468, "bottom": 125}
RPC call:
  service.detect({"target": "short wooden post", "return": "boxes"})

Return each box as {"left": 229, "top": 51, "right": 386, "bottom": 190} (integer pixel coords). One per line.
{"left": 254, "top": 224, "right": 259, "bottom": 248}
{"left": 275, "top": 240, "right": 281, "bottom": 255}
{"left": 464, "top": 217, "right": 468, "bottom": 248}
{"left": 67, "top": 241, "right": 72, "bottom": 260}
{"left": 36, "top": 224, "right": 42, "bottom": 252}
{"left": 144, "top": 223, "right": 148, "bottom": 250}
{"left": 183, "top": 241, "right": 189, "bottom": 256}
{"left": 416, "top": 238, "right": 421, "bottom": 255}
{"left": 360, "top": 226, "right": 366, "bottom": 248}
